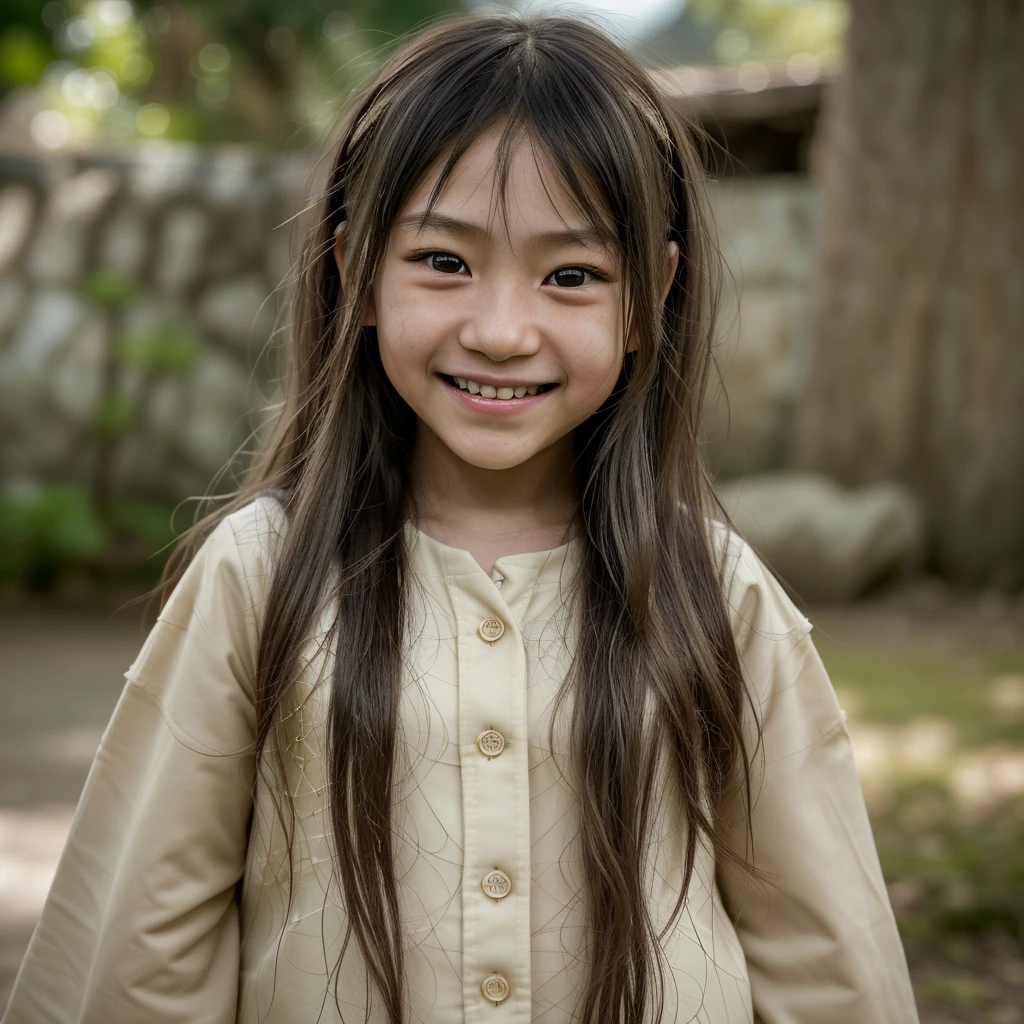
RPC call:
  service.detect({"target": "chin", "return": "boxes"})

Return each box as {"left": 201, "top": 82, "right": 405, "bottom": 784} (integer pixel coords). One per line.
{"left": 445, "top": 442, "right": 536, "bottom": 472}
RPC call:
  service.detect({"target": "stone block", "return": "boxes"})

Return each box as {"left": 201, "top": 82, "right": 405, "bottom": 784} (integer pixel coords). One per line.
{"left": 196, "top": 274, "right": 276, "bottom": 348}
{"left": 205, "top": 207, "right": 270, "bottom": 277}
{"left": 154, "top": 205, "right": 208, "bottom": 294}
{"left": 49, "top": 318, "right": 107, "bottom": 425}
{"left": 204, "top": 151, "right": 253, "bottom": 209}
{"left": 703, "top": 285, "right": 814, "bottom": 477}
{"left": 96, "top": 203, "right": 149, "bottom": 279}
{"left": 129, "top": 142, "right": 201, "bottom": 207}
{"left": 3, "top": 288, "right": 90, "bottom": 383}
{"left": 26, "top": 169, "right": 119, "bottom": 286}
{"left": 710, "top": 177, "right": 819, "bottom": 288}
{"left": 144, "top": 375, "right": 185, "bottom": 444}
{"left": 177, "top": 408, "right": 235, "bottom": 474}
{"left": 192, "top": 348, "right": 250, "bottom": 412}
{"left": 0, "top": 185, "right": 37, "bottom": 277}
{"left": 0, "top": 276, "right": 27, "bottom": 342}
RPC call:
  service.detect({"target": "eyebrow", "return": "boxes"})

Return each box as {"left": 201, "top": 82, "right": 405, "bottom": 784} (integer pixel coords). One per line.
{"left": 395, "top": 211, "right": 616, "bottom": 255}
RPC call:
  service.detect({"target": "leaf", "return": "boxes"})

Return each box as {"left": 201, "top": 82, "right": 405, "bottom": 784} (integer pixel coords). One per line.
{"left": 0, "top": 483, "right": 108, "bottom": 588}
{"left": 79, "top": 271, "right": 144, "bottom": 310}
{"left": 111, "top": 499, "right": 179, "bottom": 551}
{"left": 92, "top": 393, "right": 136, "bottom": 435}
{"left": 117, "top": 316, "right": 200, "bottom": 374}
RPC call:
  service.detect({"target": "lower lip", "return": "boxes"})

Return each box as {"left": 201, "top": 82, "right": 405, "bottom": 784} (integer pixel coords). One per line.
{"left": 438, "top": 374, "right": 558, "bottom": 415}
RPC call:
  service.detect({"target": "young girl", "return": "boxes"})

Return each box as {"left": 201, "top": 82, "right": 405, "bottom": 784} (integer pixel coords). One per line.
{"left": 4, "top": 12, "right": 918, "bottom": 1024}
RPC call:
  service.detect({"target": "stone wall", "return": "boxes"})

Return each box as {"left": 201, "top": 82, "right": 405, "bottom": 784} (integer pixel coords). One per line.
{"left": 0, "top": 145, "right": 818, "bottom": 501}
{"left": 0, "top": 145, "right": 308, "bottom": 502}
{"left": 704, "top": 175, "right": 819, "bottom": 479}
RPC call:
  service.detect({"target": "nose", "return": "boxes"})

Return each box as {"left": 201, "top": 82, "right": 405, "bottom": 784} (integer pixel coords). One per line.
{"left": 458, "top": 277, "right": 541, "bottom": 362}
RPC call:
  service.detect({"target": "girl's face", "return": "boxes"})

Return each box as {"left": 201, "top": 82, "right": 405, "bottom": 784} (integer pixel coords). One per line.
{"left": 338, "top": 124, "right": 678, "bottom": 474}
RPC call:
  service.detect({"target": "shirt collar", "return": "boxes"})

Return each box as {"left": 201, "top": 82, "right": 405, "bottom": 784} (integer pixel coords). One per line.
{"left": 402, "top": 520, "right": 582, "bottom": 593}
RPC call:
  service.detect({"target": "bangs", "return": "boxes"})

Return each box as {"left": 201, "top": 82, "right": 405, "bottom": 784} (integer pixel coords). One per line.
{"left": 344, "top": 17, "right": 669, "bottom": 308}
{"left": 417, "top": 116, "right": 623, "bottom": 267}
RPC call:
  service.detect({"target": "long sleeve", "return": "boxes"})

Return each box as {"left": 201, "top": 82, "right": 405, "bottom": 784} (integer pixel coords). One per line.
{"left": 3, "top": 512, "right": 267, "bottom": 1024}
{"left": 715, "top": 534, "right": 919, "bottom": 1023}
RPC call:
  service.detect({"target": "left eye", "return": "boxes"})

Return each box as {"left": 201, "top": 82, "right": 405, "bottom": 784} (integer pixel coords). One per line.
{"left": 548, "top": 267, "right": 600, "bottom": 288}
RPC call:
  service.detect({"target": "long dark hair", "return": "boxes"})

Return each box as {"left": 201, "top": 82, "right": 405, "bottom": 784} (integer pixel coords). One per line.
{"left": 158, "top": 11, "right": 757, "bottom": 1022}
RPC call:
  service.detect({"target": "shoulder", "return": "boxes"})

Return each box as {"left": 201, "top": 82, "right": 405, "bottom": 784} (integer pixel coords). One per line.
{"left": 214, "top": 492, "right": 289, "bottom": 585}
{"left": 705, "top": 517, "right": 813, "bottom": 655}
{"left": 704, "top": 519, "right": 843, "bottom": 756}
{"left": 159, "top": 493, "right": 289, "bottom": 634}
{"left": 125, "top": 495, "right": 290, "bottom": 720}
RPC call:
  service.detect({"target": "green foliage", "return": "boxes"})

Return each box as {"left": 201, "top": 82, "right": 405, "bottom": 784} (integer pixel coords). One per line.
{"left": 0, "top": 483, "right": 107, "bottom": 591}
{"left": 815, "top": 636, "right": 1024, "bottom": 750}
{"left": 118, "top": 315, "right": 200, "bottom": 374}
{"left": 110, "top": 498, "right": 179, "bottom": 553}
{"left": 79, "top": 270, "right": 144, "bottom": 310}
{"left": 817, "top": 633, "right": 1024, "bottom": 1015}
{"left": 0, "top": 483, "right": 179, "bottom": 590}
{"left": 3, "top": 0, "right": 468, "bottom": 148}
{"left": 0, "top": 24, "right": 51, "bottom": 85}
{"left": 875, "top": 782, "right": 1024, "bottom": 949}
{"left": 686, "top": 0, "right": 848, "bottom": 66}
{"left": 0, "top": 272, "right": 202, "bottom": 591}
{"left": 92, "top": 392, "right": 136, "bottom": 435}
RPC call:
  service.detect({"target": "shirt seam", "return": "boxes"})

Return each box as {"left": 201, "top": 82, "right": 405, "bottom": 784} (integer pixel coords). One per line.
{"left": 121, "top": 677, "right": 256, "bottom": 757}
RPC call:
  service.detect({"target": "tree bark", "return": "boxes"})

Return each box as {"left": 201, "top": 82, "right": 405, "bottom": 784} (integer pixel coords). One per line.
{"left": 790, "top": 0, "right": 1024, "bottom": 589}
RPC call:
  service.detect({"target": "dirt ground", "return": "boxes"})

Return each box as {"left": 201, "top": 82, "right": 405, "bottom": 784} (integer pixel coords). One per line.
{"left": 1, "top": 578, "right": 1022, "bottom": 1017}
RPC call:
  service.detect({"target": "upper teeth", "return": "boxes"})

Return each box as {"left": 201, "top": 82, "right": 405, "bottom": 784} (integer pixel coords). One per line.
{"left": 454, "top": 377, "right": 543, "bottom": 399}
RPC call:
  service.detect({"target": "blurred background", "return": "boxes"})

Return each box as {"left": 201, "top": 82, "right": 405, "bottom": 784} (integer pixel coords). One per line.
{"left": 0, "top": 0, "right": 1022, "bottom": 1019}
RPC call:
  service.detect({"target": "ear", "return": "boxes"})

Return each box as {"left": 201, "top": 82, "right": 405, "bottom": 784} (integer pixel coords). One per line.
{"left": 625, "top": 240, "right": 680, "bottom": 354}
{"left": 333, "top": 222, "right": 376, "bottom": 327}
{"left": 661, "top": 240, "right": 679, "bottom": 304}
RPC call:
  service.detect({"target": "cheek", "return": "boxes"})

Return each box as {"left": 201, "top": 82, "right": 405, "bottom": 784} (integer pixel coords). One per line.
{"left": 562, "top": 334, "right": 625, "bottom": 408}
{"left": 373, "top": 281, "right": 438, "bottom": 387}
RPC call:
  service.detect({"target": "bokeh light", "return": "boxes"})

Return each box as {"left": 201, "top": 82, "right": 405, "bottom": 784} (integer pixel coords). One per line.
{"left": 135, "top": 102, "right": 169, "bottom": 136}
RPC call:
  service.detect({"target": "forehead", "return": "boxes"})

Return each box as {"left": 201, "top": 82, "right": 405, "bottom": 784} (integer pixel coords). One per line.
{"left": 395, "top": 124, "right": 615, "bottom": 253}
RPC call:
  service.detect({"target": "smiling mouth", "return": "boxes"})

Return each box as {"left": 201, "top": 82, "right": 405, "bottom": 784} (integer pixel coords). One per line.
{"left": 438, "top": 373, "right": 559, "bottom": 400}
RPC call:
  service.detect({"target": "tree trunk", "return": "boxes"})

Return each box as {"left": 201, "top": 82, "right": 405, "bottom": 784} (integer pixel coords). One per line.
{"left": 790, "top": 0, "right": 1024, "bottom": 589}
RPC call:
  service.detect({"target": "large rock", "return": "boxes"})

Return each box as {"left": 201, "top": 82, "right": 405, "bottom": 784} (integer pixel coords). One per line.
{"left": 714, "top": 471, "right": 925, "bottom": 602}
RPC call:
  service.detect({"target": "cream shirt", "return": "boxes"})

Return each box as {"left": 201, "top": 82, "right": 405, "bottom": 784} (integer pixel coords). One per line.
{"left": 3, "top": 496, "right": 918, "bottom": 1023}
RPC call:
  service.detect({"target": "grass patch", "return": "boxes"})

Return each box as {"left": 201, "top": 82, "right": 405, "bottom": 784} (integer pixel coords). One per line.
{"left": 813, "top": 630, "right": 1024, "bottom": 1020}
{"left": 814, "top": 637, "right": 1024, "bottom": 749}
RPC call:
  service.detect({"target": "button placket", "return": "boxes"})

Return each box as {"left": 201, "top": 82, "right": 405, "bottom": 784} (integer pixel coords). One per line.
{"left": 452, "top": 581, "right": 529, "bottom": 1021}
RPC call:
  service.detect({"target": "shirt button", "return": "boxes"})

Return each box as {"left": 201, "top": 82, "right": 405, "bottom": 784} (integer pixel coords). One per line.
{"left": 475, "top": 729, "right": 505, "bottom": 758}
{"left": 481, "top": 869, "right": 512, "bottom": 899}
{"left": 477, "top": 616, "right": 505, "bottom": 642}
{"left": 481, "top": 973, "right": 511, "bottom": 1005}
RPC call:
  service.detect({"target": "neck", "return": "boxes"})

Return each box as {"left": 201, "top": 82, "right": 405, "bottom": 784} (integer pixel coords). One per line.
{"left": 408, "top": 422, "right": 581, "bottom": 549}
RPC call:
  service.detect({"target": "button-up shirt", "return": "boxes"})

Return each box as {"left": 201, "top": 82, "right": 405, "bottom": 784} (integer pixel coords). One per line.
{"left": 3, "top": 496, "right": 919, "bottom": 1023}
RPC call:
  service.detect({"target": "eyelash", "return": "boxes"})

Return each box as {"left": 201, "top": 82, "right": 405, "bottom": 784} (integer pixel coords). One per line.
{"left": 408, "top": 250, "right": 610, "bottom": 287}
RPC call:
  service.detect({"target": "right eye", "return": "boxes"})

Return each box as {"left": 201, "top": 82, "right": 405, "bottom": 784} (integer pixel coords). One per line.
{"left": 411, "top": 251, "right": 468, "bottom": 275}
